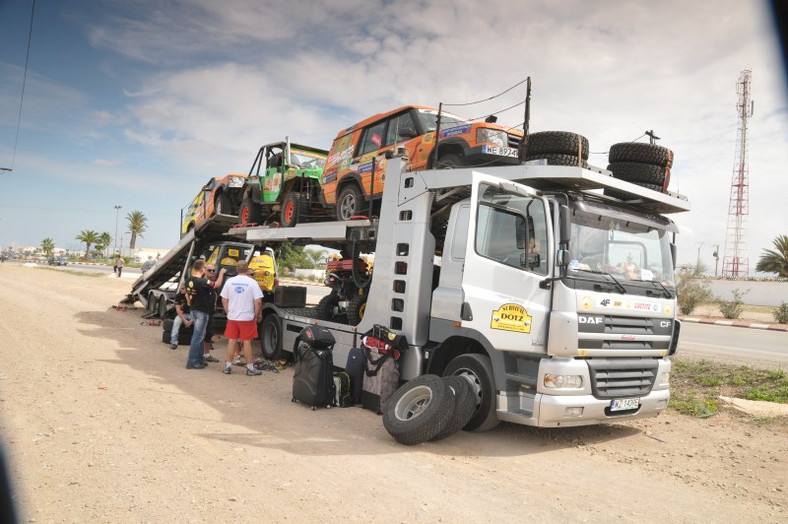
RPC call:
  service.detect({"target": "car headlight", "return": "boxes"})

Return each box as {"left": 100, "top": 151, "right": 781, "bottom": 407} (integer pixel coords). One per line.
{"left": 543, "top": 374, "right": 583, "bottom": 389}
{"left": 477, "top": 128, "right": 506, "bottom": 147}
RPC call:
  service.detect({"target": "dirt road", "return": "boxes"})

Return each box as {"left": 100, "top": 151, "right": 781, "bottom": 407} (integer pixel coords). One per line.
{"left": 0, "top": 264, "right": 785, "bottom": 522}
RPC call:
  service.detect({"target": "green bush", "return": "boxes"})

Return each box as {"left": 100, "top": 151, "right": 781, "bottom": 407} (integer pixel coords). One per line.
{"left": 717, "top": 288, "right": 748, "bottom": 319}
{"left": 676, "top": 263, "right": 712, "bottom": 315}
{"left": 774, "top": 302, "right": 788, "bottom": 324}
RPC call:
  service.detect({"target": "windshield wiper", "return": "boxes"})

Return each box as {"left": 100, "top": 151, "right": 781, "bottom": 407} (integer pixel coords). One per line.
{"left": 649, "top": 280, "right": 673, "bottom": 299}
{"left": 570, "top": 268, "right": 627, "bottom": 294}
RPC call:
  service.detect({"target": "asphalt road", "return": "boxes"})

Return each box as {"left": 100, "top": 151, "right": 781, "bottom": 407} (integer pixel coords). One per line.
{"left": 678, "top": 321, "right": 788, "bottom": 369}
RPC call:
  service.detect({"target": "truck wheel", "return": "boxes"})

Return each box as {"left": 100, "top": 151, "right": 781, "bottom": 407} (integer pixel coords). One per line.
{"left": 436, "top": 153, "right": 464, "bottom": 169}
{"left": 607, "top": 162, "right": 670, "bottom": 186}
{"left": 158, "top": 295, "right": 168, "bottom": 320}
{"left": 316, "top": 293, "right": 340, "bottom": 321}
{"left": 214, "top": 191, "right": 230, "bottom": 215}
{"left": 163, "top": 318, "right": 174, "bottom": 332}
{"left": 522, "top": 131, "right": 589, "bottom": 160}
{"left": 429, "top": 376, "right": 477, "bottom": 441}
{"left": 525, "top": 153, "right": 588, "bottom": 169}
{"left": 336, "top": 185, "right": 363, "bottom": 221}
{"left": 609, "top": 142, "right": 674, "bottom": 168}
{"left": 346, "top": 293, "right": 367, "bottom": 326}
{"left": 260, "top": 314, "right": 285, "bottom": 360}
{"left": 383, "top": 375, "right": 455, "bottom": 446}
{"left": 281, "top": 193, "right": 308, "bottom": 228}
{"left": 443, "top": 353, "right": 499, "bottom": 432}
{"left": 146, "top": 293, "right": 156, "bottom": 316}
{"left": 239, "top": 197, "right": 262, "bottom": 225}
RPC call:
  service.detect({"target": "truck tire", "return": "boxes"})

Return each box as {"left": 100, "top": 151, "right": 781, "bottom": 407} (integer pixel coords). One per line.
{"left": 383, "top": 375, "right": 455, "bottom": 446}
{"left": 316, "top": 293, "right": 340, "bottom": 322}
{"left": 239, "top": 197, "right": 262, "bottom": 225}
{"left": 163, "top": 318, "right": 174, "bottom": 332}
{"left": 158, "top": 295, "right": 168, "bottom": 320}
{"left": 146, "top": 293, "right": 156, "bottom": 316}
{"left": 281, "top": 192, "right": 308, "bottom": 228}
{"left": 429, "top": 376, "right": 476, "bottom": 441}
{"left": 522, "top": 131, "right": 589, "bottom": 160}
{"left": 346, "top": 293, "right": 367, "bottom": 326}
{"left": 607, "top": 162, "right": 670, "bottom": 187}
{"left": 260, "top": 314, "right": 285, "bottom": 360}
{"left": 214, "top": 190, "right": 230, "bottom": 215}
{"left": 609, "top": 142, "right": 674, "bottom": 168}
{"left": 525, "top": 153, "right": 588, "bottom": 169}
{"left": 443, "top": 353, "right": 499, "bottom": 432}
{"left": 336, "top": 184, "right": 363, "bottom": 221}
{"left": 435, "top": 153, "right": 464, "bottom": 169}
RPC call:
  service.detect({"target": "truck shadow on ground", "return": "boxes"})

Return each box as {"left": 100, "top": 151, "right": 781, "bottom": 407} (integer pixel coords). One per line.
{"left": 78, "top": 307, "right": 644, "bottom": 459}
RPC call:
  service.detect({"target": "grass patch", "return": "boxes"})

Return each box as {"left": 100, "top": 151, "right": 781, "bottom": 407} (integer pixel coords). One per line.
{"left": 670, "top": 358, "right": 788, "bottom": 417}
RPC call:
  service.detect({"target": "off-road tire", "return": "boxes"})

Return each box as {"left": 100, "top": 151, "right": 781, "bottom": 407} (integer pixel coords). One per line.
{"left": 158, "top": 295, "right": 168, "bottom": 320}
{"left": 525, "top": 153, "right": 588, "bottom": 169}
{"left": 346, "top": 293, "right": 367, "bottom": 326}
{"left": 429, "top": 375, "right": 477, "bottom": 441}
{"left": 260, "top": 314, "right": 285, "bottom": 360}
{"left": 214, "top": 191, "right": 230, "bottom": 215}
{"left": 316, "top": 293, "right": 340, "bottom": 322}
{"left": 604, "top": 183, "right": 665, "bottom": 201}
{"left": 383, "top": 375, "right": 455, "bottom": 446}
{"left": 281, "top": 192, "right": 309, "bottom": 228}
{"left": 609, "top": 142, "right": 674, "bottom": 168}
{"left": 435, "top": 153, "right": 464, "bottom": 169}
{"left": 336, "top": 184, "right": 364, "bottom": 221}
{"left": 607, "top": 162, "right": 670, "bottom": 187}
{"left": 522, "top": 131, "right": 589, "bottom": 160}
{"left": 443, "top": 353, "right": 499, "bottom": 432}
{"left": 239, "top": 196, "right": 262, "bottom": 225}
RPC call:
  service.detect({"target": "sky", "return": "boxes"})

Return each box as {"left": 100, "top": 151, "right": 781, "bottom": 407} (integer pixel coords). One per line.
{"left": 0, "top": 0, "right": 786, "bottom": 275}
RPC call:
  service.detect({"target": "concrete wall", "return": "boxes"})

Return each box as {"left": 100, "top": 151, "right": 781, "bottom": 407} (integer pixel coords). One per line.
{"left": 707, "top": 280, "right": 788, "bottom": 306}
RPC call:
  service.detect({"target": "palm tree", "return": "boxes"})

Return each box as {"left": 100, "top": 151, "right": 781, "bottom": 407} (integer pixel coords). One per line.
{"left": 75, "top": 230, "right": 99, "bottom": 258}
{"left": 99, "top": 232, "right": 112, "bottom": 257}
{"left": 40, "top": 238, "right": 55, "bottom": 256}
{"left": 126, "top": 211, "right": 148, "bottom": 250}
{"left": 756, "top": 234, "right": 788, "bottom": 277}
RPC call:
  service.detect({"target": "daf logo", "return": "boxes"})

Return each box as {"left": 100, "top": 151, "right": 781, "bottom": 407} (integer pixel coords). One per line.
{"left": 578, "top": 316, "right": 603, "bottom": 324}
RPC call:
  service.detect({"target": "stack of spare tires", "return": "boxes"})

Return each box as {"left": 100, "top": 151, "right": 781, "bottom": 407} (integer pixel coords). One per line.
{"left": 520, "top": 131, "right": 589, "bottom": 168}
{"left": 605, "top": 142, "right": 674, "bottom": 200}
{"left": 383, "top": 374, "right": 478, "bottom": 445}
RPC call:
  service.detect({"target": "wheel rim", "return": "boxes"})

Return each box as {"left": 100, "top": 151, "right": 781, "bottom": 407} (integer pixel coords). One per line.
{"left": 357, "top": 302, "right": 366, "bottom": 320}
{"left": 394, "top": 385, "right": 434, "bottom": 421}
{"left": 284, "top": 200, "right": 294, "bottom": 224}
{"left": 340, "top": 193, "right": 356, "bottom": 220}
{"left": 240, "top": 206, "right": 249, "bottom": 224}
{"left": 453, "top": 369, "right": 482, "bottom": 407}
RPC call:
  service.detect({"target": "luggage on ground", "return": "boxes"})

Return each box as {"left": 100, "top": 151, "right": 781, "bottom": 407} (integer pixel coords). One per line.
{"left": 361, "top": 325, "right": 406, "bottom": 414}
{"left": 291, "top": 326, "right": 335, "bottom": 410}
{"left": 345, "top": 346, "right": 366, "bottom": 405}
{"left": 332, "top": 371, "right": 353, "bottom": 407}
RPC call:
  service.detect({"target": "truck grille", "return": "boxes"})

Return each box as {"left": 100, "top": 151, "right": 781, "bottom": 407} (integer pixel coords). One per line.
{"left": 586, "top": 358, "right": 658, "bottom": 399}
{"left": 507, "top": 133, "right": 522, "bottom": 149}
{"left": 577, "top": 315, "right": 672, "bottom": 351}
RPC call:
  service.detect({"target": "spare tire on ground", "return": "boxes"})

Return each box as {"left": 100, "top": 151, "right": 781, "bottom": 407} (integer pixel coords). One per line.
{"left": 429, "top": 376, "right": 476, "bottom": 441}
{"left": 608, "top": 142, "right": 674, "bottom": 168}
{"left": 522, "top": 131, "right": 589, "bottom": 160}
{"left": 383, "top": 374, "right": 455, "bottom": 446}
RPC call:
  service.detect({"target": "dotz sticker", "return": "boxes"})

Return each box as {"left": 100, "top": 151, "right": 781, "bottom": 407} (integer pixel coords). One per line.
{"left": 580, "top": 296, "right": 593, "bottom": 310}
{"left": 491, "top": 303, "right": 532, "bottom": 333}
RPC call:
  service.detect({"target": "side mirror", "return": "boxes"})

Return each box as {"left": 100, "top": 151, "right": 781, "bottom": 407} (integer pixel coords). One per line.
{"left": 670, "top": 242, "right": 677, "bottom": 270}
{"left": 559, "top": 204, "right": 571, "bottom": 245}
{"left": 556, "top": 248, "right": 570, "bottom": 267}
{"left": 522, "top": 252, "right": 541, "bottom": 269}
{"left": 398, "top": 127, "right": 419, "bottom": 139}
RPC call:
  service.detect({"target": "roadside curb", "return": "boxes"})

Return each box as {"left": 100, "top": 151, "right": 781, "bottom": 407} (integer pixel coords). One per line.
{"left": 278, "top": 278, "right": 326, "bottom": 288}
{"left": 679, "top": 316, "right": 788, "bottom": 332}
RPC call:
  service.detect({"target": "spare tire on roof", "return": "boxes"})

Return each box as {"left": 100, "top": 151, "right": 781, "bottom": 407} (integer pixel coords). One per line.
{"left": 522, "top": 131, "right": 589, "bottom": 160}
{"left": 609, "top": 142, "right": 674, "bottom": 168}
{"left": 604, "top": 183, "right": 665, "bottom": 201}
{"left": 525, "top": 153, "right": 588, "bottom": 169}
{"left": 607, "top": 161, "right": 670, "bottom": 189}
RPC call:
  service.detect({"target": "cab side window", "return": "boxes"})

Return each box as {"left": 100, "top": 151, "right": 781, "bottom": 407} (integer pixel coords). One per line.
{"left": 358, "top": 121, "right": 387, "bottom": 156}
{"left": 385, "top": 112, "right": 417, "bottom": 146}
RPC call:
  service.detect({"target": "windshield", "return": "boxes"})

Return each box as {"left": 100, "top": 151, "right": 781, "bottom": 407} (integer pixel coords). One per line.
{"left": 290, "top": 148, "right": 326, "bottom": 169}
{"left": 568, "top": 207, "right": 675, "bottom": 290}
{"left": 416, "top": 108, "right": 469, "bottom": 132}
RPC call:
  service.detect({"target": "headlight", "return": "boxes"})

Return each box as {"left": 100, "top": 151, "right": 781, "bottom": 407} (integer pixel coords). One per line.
{"left": 477, "top": 128, "right": 506, "bottom": 147}
{"left": 658, "top": 372, "right": 670, "bottom": 387}
{"left": 543, "top": 374, "right": 583, "bottom": 389}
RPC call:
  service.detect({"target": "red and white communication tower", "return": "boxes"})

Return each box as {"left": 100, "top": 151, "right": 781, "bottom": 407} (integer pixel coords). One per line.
{"left": 722, "top": 69, "right": 754, "bottom": 278}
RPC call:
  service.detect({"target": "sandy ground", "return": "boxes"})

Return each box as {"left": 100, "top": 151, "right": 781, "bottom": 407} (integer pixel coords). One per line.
{"left": 0, "top": 264, "right": 786, "bottom": 523}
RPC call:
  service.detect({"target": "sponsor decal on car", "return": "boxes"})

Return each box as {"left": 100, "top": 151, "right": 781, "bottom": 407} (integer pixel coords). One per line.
{"left": 439, "top": 124, "right": 472, "bottom": 139}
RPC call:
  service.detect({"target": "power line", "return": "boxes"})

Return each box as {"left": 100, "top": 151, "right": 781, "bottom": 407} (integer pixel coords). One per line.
{"left": 2, "top": 0, "right": 37, "bottom": 174}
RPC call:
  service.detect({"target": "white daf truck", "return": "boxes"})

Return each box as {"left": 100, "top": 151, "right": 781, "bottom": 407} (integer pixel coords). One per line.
{"left": 236, "top": 152, "right": 689, "bottom": 431}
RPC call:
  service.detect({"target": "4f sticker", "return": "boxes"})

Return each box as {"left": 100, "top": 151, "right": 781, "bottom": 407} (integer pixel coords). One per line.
{"left": 491, "top": 303, "right": 532, "bottom": 333}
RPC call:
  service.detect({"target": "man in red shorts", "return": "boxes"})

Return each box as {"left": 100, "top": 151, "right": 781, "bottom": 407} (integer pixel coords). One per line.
{"left": 220, "top": 260, "right": 264, "bottom": 376}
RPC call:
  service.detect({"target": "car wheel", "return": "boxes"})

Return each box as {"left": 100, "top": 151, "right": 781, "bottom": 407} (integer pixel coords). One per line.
{"left": 260, "top": 314, "right": 285, "bottom": 360}
{"left": 443, "top": 353, "right": 499, "bottom": 432}
{"left": 280, "top": 192, "right": 309, "bottom": 227}
{"left": 382, "top": 375, "right": 455, "bottom": 446}
{"left": 239, "top": 197, "right": 262, "bottom": 225}
{"left": 336, "top": 184, "right": 363, "bottom": 221}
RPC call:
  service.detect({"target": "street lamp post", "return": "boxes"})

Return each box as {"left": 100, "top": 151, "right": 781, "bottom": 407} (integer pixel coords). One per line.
{"left": 113, "top": 205, "right": 122, "bottom": 256}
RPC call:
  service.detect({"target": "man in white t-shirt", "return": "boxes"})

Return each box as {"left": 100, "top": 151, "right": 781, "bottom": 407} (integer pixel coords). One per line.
{"left": 219, "top": 260, "right": 264, "bottom": 376}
